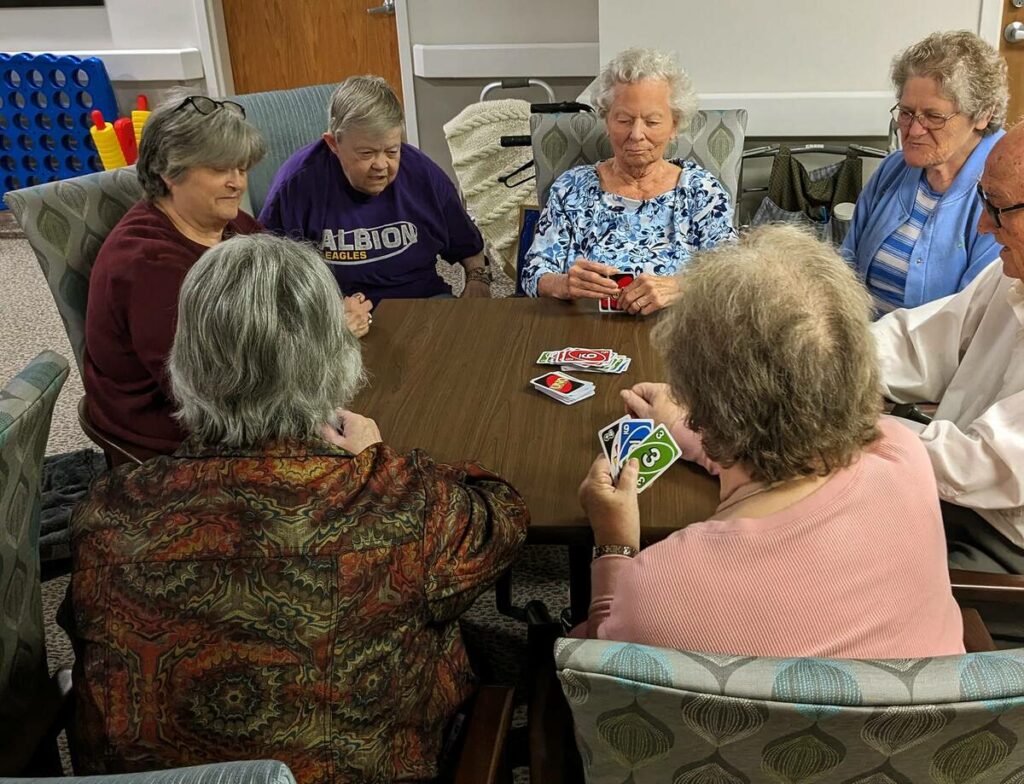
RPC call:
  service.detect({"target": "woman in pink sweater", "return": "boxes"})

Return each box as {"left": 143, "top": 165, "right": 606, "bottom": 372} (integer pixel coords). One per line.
{"left": 578, "top": 224, "right": 964, "bottom": 658}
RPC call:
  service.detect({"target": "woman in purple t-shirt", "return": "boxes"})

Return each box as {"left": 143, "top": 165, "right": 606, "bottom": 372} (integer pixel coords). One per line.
{"left": 260, "top": 76, "right": 492, "bottom": 304}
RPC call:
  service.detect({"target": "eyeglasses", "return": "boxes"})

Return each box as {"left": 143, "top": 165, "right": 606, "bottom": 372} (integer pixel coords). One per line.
{"left": 890, "top": 104, "right": 959, "bottom": 131}
{"left": 976, "top": 183, "right": 1024, "bottom": 229}
{"left": 174, "top": 95, "right": 246, "bottom": 118}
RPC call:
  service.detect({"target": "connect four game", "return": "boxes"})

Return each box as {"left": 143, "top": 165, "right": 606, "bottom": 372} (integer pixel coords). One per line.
{"left": 0, "top": 52, "right": 120, "bottom": 209}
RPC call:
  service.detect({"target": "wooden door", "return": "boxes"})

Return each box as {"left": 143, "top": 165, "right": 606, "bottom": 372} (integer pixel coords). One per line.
{"left": 221, "top": 0, "right": 403, "bottom": 99}
{"left": 1002, "top": 0, "right": 1024, "bottom": 125}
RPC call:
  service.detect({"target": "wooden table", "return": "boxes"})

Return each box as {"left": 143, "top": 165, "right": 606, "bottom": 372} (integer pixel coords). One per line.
{"left": 353, "top": 296, "right": 720, "bottom": 545}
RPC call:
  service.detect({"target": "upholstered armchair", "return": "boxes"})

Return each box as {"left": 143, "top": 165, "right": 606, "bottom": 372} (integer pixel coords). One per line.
{"left": 0, "top": 351, "right": 70, "bottom": 771}
{"left": 554, "top": 636, "right": 1024, "bottom": 783}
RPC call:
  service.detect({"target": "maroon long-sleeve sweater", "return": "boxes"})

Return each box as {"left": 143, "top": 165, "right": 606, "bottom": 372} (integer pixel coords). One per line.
{"left": 83, "top": 200, "right": 260, "bottom": 454}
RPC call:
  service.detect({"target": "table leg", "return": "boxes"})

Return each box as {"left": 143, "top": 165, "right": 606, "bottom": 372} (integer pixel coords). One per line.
{"left": 568, "top": 544, "right": 592, "bottom": 627}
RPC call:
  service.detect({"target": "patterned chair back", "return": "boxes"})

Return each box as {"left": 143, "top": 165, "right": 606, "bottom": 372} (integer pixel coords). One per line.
{"left": 0, "top": 351, "right": 69, "bottom": 744}
{"left": 530, "top": 109, "right": 748, "bottom": 224}
{"left": 555, "top": 637, "right": 1024, "bottom": 783}
{"left": 232, "top": 82, "right": 338, "bottom": 217}
{"left": 4, "top": 169, "right": 143, "bottom": 375}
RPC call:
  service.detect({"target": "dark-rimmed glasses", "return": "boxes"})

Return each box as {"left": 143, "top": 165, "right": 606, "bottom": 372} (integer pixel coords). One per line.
{"left": 174, "top": 95, "right": 246, "bottom": 118}
{"left": 890, "top": 104, "right": 959, "bottom": 131}
{"left": 977, "top": 183, "right": 1024, "bottom": 229}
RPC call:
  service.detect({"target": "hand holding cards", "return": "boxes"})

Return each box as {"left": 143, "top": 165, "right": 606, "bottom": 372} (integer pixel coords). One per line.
{"left": 530, "top": 371, "right": 595, "bottom": 405}
{"left": 599, "top": 273, "right": 635, "bottom": 314}
{"left": 599, "top": 415, "right": 681, "bottom": 491}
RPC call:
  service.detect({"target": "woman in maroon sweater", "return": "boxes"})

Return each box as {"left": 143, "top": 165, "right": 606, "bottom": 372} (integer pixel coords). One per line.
{"left": 84, "top": 95, "right": 271, "bottom": 455}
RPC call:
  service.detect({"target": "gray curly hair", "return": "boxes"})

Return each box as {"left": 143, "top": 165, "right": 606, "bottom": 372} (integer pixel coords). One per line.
{"left": 170, "top": 233, "right": 365, "bottom": 448}
{"left": 136, "top": 89, "right": 266, "bottom": 201}
{"left": 891, "top": 30, "right": 1008, "bottom": 136}
{"left": 591, "top": 47, "right": 698, "bottom": 130}
{"left": 654, "top": 224, "right": 881, "bottom": 484}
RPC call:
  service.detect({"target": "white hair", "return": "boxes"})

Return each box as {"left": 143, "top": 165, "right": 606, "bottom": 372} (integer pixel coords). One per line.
{"left": 591, "top": 47, "right": 698, "bottom": 129}
{"left": 327, "top": 75, "right": 404, "bottom": 140}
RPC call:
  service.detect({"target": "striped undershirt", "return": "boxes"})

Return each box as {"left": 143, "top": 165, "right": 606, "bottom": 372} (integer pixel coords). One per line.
{"left": 866, "top": 178, "right": 941, "bottom": 315}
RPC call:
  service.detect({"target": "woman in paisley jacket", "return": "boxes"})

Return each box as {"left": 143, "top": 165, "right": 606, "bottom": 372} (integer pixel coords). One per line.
{"left": 522, "top": 47, "right": 735, "bottom": 314}
{"left": 68, "top": 233, "right": 529, "bottom": 783}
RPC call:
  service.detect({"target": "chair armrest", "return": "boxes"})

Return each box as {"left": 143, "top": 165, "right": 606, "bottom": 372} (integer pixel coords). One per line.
{"left": 453, "top": 685, "right": 514, "bottom": 784}
{"left": 0, "top": 668, "right": 73, "bottom": 775}
{"left": 950, "top": 569, "right": 1024, "bottom": 605}
{"left": 528, "top": 621, "right": 584, "bottom": 784}
{"left": 962, "top": 607, "right": 997, "bottom": 652}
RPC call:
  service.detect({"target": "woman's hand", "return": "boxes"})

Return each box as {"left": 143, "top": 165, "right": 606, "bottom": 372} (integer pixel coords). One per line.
{"left": 320, "top": 410, "right": 382, "bottom": 454}
{"left": 621, "top": 382, "right": 686, "bottom": 429}
{"left": 343, "top": 293, "right": 373, "bottom": 337}
{"left": 618, "top": 274, "right": 680, "bottom": 315}
{"left": 567, "top": 258, "right": 621, "bottom": 299}
{"left": 579, "top": 455, "right": 641, "bottom": 548}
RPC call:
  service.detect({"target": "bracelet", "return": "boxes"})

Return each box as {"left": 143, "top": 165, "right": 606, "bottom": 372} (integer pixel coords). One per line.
{"left": 592, "top": 544, "right": 638, "bottom": 560}
{"left": 465, "top": 267, "right": 492, "bottom": 285}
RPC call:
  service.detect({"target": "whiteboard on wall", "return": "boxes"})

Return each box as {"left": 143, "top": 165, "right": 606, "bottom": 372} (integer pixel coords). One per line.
{"left": 598, "top": 0, "right": 1002, "bottom": 136}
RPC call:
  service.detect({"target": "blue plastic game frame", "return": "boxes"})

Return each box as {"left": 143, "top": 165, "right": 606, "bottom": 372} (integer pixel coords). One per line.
{"left": 0, "top": 52, "right": 120, "bottom": 209}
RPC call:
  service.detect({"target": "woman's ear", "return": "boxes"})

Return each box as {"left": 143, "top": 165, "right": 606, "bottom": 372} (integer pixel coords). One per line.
{"left": 973, "top": 111, "right": 994, "bottom": 132}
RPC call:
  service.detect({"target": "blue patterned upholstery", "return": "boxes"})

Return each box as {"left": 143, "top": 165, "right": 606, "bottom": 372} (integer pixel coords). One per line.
{"left": 556, "top": 637, "right": 1024, "bottom": 783}
{"left": 0, "top": 351, "right": 69, "bottom": 743}
{"left": 12, "top": 760, "right": 296, "bottom": 784}
{"left": 231, "top": 83, "right": 337, "bottom": 217}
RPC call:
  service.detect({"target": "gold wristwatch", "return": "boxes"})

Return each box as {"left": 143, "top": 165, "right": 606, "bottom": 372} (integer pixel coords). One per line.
{"left": 592, "top": 544, "right": 638, "bottom": 560}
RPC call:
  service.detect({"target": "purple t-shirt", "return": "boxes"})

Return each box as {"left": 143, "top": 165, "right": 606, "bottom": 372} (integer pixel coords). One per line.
{"left": 259, "top": 140, "right": 483, "bottom": 302}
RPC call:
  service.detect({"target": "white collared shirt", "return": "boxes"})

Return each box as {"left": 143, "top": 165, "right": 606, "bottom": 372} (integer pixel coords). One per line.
{"left": 872, "top": 259, "right": 1024, "bottom": 547}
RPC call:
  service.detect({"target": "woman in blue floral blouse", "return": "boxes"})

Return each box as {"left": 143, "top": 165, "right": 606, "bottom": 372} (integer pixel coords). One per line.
{"left": 523, "top": 47, "right": 735, "bottom": 315}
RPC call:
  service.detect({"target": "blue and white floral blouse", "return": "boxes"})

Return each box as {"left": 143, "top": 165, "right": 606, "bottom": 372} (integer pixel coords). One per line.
{"left": 521, "top": 159, "right": 735, "bottom": 297}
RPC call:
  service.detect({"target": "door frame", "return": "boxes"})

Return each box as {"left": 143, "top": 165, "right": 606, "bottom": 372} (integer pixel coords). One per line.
{"left": 197, "top": 0, "right": 419, "bottom": 146}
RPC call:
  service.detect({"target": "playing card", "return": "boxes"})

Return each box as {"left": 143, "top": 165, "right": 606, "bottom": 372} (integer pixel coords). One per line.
{"left": 562, "top": 348, "right": 613, "bottom": 366}
{"left": 530, "top": 371, "right": 594, "bottom": 405}
{"left": 536, "top": 350, "right": 561, "bottom": 365}
{"left": 600, "top": 273, "right": 635, "bottom": 313}
{"left": 598, "top": 416, "right": 628, "bottom": 465}
{"left": 628, "top": 424, "right": 682, "bottom": 493}
{"left": 616, "top": 418, "right": 654, "bottom": 469}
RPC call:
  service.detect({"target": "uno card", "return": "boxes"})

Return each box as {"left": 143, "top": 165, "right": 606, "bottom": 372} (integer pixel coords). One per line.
{"left": 530, "top": 371, "right": 594, "bottom": 404}
{"left": 562, "top": 348, "right": 613, "bottom": 366}
{"left": 599, "top": 415, "right": 628, "bottom": 465}
{"left": 615, "top": 419, "right": 654, "bottom": 468}
{"left": 600, "top": 273, "right": 636, "bottom": 313}
{"left": 628, "top": 424, "right": 682, "bottom": 493}
{"left": 536, "top": 350, "right": 561, "bottom": 365}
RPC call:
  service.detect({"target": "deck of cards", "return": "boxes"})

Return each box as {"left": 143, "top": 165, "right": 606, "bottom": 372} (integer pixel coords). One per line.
{"left": 599, "top": 415, "right": 682, "bottom": 491}
{"left": 537, "top": 347, "right": 631, "bottom": 375}
{"left": 599, "top": 273, "right": 635, "bottom": 313}
{"left": 530, "top": 371, "right": 595, "bottom": 405}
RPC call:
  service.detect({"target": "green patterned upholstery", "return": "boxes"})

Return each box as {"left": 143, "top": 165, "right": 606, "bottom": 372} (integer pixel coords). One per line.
{"left": 0, "top": 351, "right": 70, "bottom": 747}
{"left": 530, "top": 109, "right": 748, "bottom": 222}
{"left": 556, "top": 638, "right": 1024, "bottom": 783}
{"left": 231, "top": 82, "right": 337, "bottom": 217}
{"left": 4, "top": 169, "right": 143, "bottom": 375}
{"left": 14, "top": 760, "right": 297, "bottom": 784}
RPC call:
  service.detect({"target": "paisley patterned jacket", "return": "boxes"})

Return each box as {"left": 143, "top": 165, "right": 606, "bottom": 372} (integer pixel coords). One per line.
{"left": 69, "top": 438, "right": 529, "bottom": 783}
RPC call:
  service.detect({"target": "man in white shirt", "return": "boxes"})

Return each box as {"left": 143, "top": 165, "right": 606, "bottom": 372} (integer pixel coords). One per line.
{"left": 873, "top": 122, "right": 1024, "bottom": 574}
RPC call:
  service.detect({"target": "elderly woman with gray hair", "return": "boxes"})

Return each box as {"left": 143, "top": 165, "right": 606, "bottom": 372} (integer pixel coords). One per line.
{"left": 83, "top": 94, "right": 276, "bottom": 457}
{"left": 522, "top": 47, "right": 735, "bottom": 314}
{"left": 578, "top": 225, "right": 964, "bottom": 658}
{"left": 260, "top": 75, "right": 491, "bottom": 302}
{"left": 843, "top": 30, "right": 1009, "bottom": 315}
{"left": 69, "top": 233, "right": 528, "bottom": 781}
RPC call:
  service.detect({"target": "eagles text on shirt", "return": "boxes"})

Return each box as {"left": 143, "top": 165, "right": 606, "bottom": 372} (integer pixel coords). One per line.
{"left": 320, "top": 221, "right": 419, "bottom": 264}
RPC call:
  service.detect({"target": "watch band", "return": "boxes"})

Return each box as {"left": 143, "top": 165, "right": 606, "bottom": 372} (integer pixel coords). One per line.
{"left": 592, "top": 544, "right": 638, "bottom": 560}
{"left": 465, "top": 267, "right": 492, "bottom": 285}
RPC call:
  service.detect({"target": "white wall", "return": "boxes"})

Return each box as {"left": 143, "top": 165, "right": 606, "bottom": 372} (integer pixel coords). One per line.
{"left": 598, "top": 0, "right": 1003, "bottom": 137}
{"left": 0, "top": 0, "right": 223, "bottom": 111}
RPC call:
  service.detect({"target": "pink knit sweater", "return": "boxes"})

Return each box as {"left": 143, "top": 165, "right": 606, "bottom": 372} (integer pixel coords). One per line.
{"left": 584, "top": 417, "right": 965, "bottom": 658}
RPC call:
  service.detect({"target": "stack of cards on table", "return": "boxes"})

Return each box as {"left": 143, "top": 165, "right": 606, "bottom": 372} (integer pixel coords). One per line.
{"left": 536, "top": 347, "right": 631, "bottom": 374}
{"left": 530, "top": 371, "right": 595, "bottom": 405}
{"left": 599, "top": 415, "right": 682, "bottom": 492}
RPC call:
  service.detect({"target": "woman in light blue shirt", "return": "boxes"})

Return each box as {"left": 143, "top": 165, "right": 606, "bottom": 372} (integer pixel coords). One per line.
{"left": 842, "top": 31, "right": 1008, "bottom": 315}
{"left": 522, "top": 47, "right": 735, "bottom": 315}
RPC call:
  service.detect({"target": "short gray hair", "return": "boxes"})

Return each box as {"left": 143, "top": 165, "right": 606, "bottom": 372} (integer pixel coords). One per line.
{"left": 591, "top": 47, "right": 698, "bottom": 130}
{"left": 169, "top": 233, "right": 365, "bottom": 448}
{"left": 654, "top": 224, "right": 881, "bottom": 484}
{"left": 327, "top": 75, "right": 404, "bottom": 140}
{"left": 892, "top": 30, "right": 1008, "bottom": 135}
{"left": 136, "top": 90, "right": 267, "bottom": 201}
